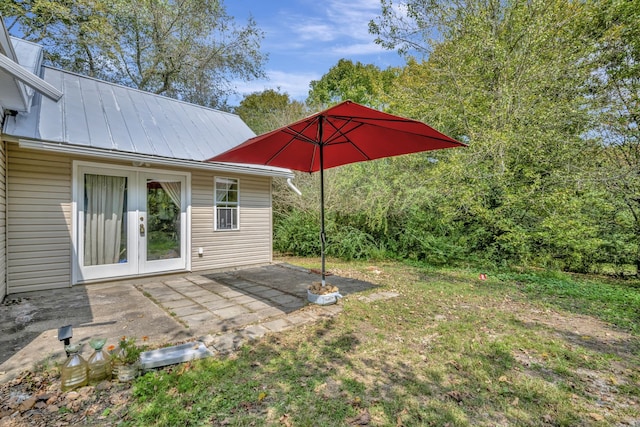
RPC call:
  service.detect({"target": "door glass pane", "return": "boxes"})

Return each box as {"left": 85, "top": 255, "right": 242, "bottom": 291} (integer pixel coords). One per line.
{"left": 84, "top": 174, "right": 127, "bottom": 266}
{"left": 147, "top": 179, "right": 181, "bottom": 261}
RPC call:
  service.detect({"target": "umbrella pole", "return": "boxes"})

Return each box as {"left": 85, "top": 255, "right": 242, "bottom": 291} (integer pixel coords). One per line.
{"left": 319, "top": 118, "right": 326, "bottom": 287}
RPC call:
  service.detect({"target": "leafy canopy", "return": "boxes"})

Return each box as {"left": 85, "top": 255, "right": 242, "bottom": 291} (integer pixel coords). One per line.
{"left": 2, "top": 0, "right": 266, "bottom": 108}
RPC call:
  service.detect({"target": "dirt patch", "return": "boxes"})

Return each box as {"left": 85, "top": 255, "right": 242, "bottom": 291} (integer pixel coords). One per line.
{"left": 0, "top": 370, "right": 133, "bottom": 426}
{"left": 500, "top": 296, "right": 638, "bottom": 356}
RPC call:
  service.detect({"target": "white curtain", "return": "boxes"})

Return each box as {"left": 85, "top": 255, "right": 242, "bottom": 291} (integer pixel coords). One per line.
{"left": 84, "top": 175, "right": 126, "bottom": 266}
{"left": 158, "top": 181, "right": 181, "bottom": 208}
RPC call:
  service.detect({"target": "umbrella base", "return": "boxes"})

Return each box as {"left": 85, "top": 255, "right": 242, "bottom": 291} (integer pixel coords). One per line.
{"left": 307, "top": 289, "right": 342, "bottom": 305}
{"left": 307, "top": 282, "right": 342, "bottom": 305}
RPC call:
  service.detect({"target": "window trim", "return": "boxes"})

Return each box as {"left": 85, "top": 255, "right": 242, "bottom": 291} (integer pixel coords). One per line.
{"left": 214, "top": 176, "right": 240, "bottom": 231}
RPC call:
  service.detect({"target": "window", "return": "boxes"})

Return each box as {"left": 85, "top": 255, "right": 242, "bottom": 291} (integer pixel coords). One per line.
{"left": 214, "top": 177, "right": 239, "bottom": 230}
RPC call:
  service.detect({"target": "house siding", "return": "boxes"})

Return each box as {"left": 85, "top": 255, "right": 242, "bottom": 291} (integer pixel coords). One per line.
{"left": 0, "top": 139, "right": 6, "bottom": 300}
{"left": 191, "top": 171, "right": 272, "bottom": 270}
{"left": 5, "top": 145, "right": 274, "bottom": 292}
{"left": 7, "top": 145, "right": 72, "bottom": 293}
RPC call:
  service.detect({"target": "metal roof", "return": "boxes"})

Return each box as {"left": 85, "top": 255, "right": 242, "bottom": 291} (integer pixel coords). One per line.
{"left": 4, "top": 66, "right": 261, "bottom": 163}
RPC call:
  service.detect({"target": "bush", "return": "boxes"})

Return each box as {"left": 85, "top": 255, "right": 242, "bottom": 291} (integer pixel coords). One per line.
{"left": 326, "top": 225, "right": 384, "bottom": 260}
{"left": 273, "top": 210, "right": 320, "bottom": 256}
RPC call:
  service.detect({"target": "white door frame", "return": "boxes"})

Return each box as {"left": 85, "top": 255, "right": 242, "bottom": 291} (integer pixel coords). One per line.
{"left": 138, "top": 171, "right": 188, "bottom": 275}
{"left": 72, "top": 161, "right": 191, "bottom": 284}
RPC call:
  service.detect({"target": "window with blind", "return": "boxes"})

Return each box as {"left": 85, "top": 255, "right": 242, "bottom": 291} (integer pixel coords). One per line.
{"left": 214, "top": 177, "right": 239, "bottom": 230}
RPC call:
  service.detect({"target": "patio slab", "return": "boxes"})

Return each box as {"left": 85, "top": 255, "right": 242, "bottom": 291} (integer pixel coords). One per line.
{"left": 0, "top": 262, "right": 380, "bottom": 383}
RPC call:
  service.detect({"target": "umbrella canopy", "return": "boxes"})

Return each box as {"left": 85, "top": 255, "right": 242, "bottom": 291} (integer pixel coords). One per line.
{"left": 209, "top": 100, "right": 465, "bottom": 284}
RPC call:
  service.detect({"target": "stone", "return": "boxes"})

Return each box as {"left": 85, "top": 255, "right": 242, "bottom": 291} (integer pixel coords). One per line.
{"left": 36, "top": 393, "right": 53, "bottom": 402}
{"left": 68, "top": 400, "right": 83, "bottom": 413}
{"left": 65, "top": 391, "right": 79, "bottom": 401}
{"left": 77, "top": 386, "right": 93, "bottom": 399}
{"left": 18, "top": 396, "right": 36, "bottom": 412}
{"left": 46, "top": 405, "right": 59, "bottom": 413}
{"left": 95, "top": 381, "right": 112, "bottom": 392}
{"left": 0, "top": 410, "right": 17, "bottom": 419}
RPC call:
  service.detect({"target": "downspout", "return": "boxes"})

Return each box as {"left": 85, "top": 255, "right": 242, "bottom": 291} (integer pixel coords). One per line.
{"left": 286, "top": 178, "right": 302, "bottom": 196}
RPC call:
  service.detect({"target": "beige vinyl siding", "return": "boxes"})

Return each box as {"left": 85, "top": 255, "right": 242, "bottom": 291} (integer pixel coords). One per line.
{"left": 192, "top": 171, "right": 272, "bottom": 270}
{"left": 0, "top": 140, "right": 6, "bottom": 300}
{"left": 7, "top": 145, "right": 72, "bottom": 293}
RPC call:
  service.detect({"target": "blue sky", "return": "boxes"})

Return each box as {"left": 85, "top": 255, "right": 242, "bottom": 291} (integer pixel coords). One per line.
{"left": 225, "top": 0, "right": 407, "bottom": 104}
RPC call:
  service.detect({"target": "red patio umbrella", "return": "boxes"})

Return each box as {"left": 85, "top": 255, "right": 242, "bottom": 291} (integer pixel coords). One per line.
{"left": 209, "top": 100, "right": 465, "bottom": 285}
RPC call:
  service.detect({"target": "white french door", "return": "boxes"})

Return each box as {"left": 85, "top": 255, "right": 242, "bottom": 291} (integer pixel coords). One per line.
{"left": 139, "top": 172, "right": 187, "bottom": 274}
{"left": 74, "top": 164, "right": 189, "bottom": 283}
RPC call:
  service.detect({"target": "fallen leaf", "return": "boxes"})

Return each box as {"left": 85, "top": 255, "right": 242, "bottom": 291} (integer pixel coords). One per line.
{"left": 498, "top": 375, "right": 508, "bottom": 383}
{"left": 280, "top": 414, "right": 292, "bottom": 427}
{"left": 588, "top": 413, "right": 605, "bottom": 421}
{"left": 258, "top": 392, "right": 267, "bottom": 402}
{"left": 348, "top": 409, "right": 371, "bottom": 425}
{"left": 511, "top": 397, "right": 519, "bottom": 406}
{"left": 445, "top": 390, "right": 463, "bottom": 403}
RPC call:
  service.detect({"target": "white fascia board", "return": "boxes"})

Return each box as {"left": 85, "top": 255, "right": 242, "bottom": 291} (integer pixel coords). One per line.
{"left": 0, "top": 55, "right": 62, "bottom": 102}
{"left": 17, "top": 138, "right": 294, "bottom": 178}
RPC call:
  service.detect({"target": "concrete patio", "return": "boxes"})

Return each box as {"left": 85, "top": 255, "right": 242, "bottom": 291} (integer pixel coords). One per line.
{"left": 0, "top": 263, "right": 391, "bottom": 382}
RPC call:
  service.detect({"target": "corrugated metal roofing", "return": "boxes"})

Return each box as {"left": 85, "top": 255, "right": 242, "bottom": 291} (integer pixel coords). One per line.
{"left": 4, "top": 65, "right": 258, "bottom": 163}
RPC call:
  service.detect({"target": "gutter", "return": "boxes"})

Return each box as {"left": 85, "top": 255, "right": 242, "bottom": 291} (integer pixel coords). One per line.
{"left": 16, "top": 138, "right": 294, "bottom": 179}
{"left": 286, "top": 178, "right": 302, "bottom": 195}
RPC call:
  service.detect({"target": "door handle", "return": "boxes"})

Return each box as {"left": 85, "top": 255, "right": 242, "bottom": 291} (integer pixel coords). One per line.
{"left": 140, "top": 223, "right": 145, "bottom": 235}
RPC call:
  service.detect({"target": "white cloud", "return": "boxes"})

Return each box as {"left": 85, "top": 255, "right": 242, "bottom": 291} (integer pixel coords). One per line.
{"left": 331, "top": 41, "right": 391, "bottom": 56}
{"left": 264, "top": 0, "right": 384, "bottom": 56}
{"left": 231, "top": 69, "right": 321, "bottom": 103}
{"left": 292, "top": 22, "right": 336, "bottom": 42}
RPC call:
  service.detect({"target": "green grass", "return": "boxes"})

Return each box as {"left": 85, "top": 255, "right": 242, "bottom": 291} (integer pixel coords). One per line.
{"left": 116, "top": 259, "right": 640, "bottom": 426}
{"left": 495, "top": 269, "right": 640, "bottom": 334}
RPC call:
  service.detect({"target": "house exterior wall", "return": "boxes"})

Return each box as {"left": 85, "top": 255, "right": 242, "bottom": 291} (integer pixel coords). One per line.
{"left": 7, "top": 145, "right": 72, "bottom": 293}
{"left": 191, "top": 170, "right": 273, "bottom": 271}
{"left": 0, "top": 139, "right": 6, "bottom": 300}
{"left": 5, "top": 144, "right": 273, "bottom": 293}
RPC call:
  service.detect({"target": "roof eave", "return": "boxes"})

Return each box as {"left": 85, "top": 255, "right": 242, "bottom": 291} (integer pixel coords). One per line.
{"left": 15, "top": 138, "right": 294, "bottom": 178}
{"left": 0, "top": 55, "right": 62, "bottom": 102}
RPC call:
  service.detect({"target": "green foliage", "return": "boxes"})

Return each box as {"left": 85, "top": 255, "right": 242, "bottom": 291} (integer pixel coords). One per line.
{"left": 273, "top": 209, "right": 320, "bottom": 257}
{"left": 234, "top": 89, "right": 308, "bottom": 135}
{"left": 3, "top": 0, "right": 266, "bottom": 108}
{"left": 325, "top": 225, "right": 383, "bottom": 261}
{"left": 110, "top": 336, "right": 147, "bottom": 365}
{"left": 307, "top": 59, "right": 398, "bottom": 109}
{"left": 387, "top": 206, "right": 465, "bottom": 266}
{"left": 586, "top": 0, "right": 640, "bottom": 271}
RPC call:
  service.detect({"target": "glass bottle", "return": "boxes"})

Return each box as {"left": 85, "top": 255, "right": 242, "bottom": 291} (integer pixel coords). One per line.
{"left": 87, "top": 338, "right": 111, "bottom": 383}
{"left": 61, "top": 343, "right": 88, "bottom": 391}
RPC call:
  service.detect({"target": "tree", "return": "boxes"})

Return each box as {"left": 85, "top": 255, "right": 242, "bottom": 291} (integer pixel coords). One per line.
{"left": 307, "top": 59, "right": 398, "bottom": 109}
{"left": 587, "top": 0, "right": 640, "bottom": 273}
{"left": 234, "top": 89, "right": 308, "bottom": 135}
{"left": 368, "top": 0, "right": 608, "bottom": 270}
{"left": 2, "top": 0, "right": 266, "bottom": 108}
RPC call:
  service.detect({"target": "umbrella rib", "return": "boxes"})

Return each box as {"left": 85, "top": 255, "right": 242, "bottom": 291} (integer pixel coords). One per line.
{"left": 330, "top": 115, "right": 460, "bottom": 145}
{"left": 323, "top": 119, "right": 372, "bottom": 161}
{"left": 264, "top": 121, "right": 322, "bottom": 167}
